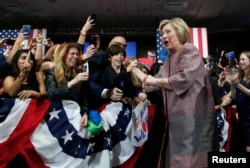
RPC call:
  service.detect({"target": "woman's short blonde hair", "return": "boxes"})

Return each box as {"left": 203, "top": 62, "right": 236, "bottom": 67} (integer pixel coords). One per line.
{"left": 158, "top": 17, "right": 190, "bottom": 44}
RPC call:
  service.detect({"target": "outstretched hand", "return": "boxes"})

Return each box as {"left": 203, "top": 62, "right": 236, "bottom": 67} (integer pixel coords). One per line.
{"left": 128, "top": 59, "right": 138, "bottom": 70}
{"left": 80, "top": 113, "right": 88, "bottom": 127}
{"left": 73, "top": 72, "right": 89, "bottom": 83}
{"left": 0, "top": 38, "right": 8, "bottom": 48}
{"left": 143, "top": 75, "right": 155, "bottom": 85}
{"left": 80, "top": 16, "right": 95, "bottom": 34}
{"left": 84, "top": 44, "right": 97, "bottom": 59}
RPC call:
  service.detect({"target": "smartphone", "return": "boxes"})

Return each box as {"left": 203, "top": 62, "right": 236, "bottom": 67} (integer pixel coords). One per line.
{"left": 90, "top": 35, "right": 98, "bottom": 47}
{"left": 229, "top": 68, "right": 239, "bottom": 75}
{"left": 42, "top": 39, "right": 48, "bottom": 45}
{"left": 25, "top": 51, "right": 31, "bottom": 63}
{"left": 90, "top": 13, "right": 96, "bottom": 24}
{"left": 83, "top": 62, "right": 89, "bottom": 73}
{"left": 22, "top": 25, "right": 31, "bottom": 37}
{"left": 6, "top": 39, "right": 15, "bottom": 46}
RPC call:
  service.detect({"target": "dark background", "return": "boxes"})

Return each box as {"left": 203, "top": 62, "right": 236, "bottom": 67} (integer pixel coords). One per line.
{"left": 48, "top": 29, "right": 250, "bottom": 59}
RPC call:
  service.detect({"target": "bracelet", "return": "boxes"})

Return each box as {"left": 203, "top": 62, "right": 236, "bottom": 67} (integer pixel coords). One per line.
{"left": 14, "top": 40, "right": 21, "bottom": 46}
{"left": 33, "top": 91, "right": 40, "bottom": 98}
{"left": 142, "top": 75, "right": 148, "bottom": 92}
{"left": 36, "top": 43, "right": 43, "bottom": 47}
{"left": 142, "top": 75, "right": 148, "bottom": 83}
{"left": 80, "top": 31, "right": 87, "bottom": 36}
{"left": 33, "top": 91, "right": 37, "bottom": 98}
{"left": 126, "top": 66, "right": 132, "bottom": 73}
{"left": 161, "top": 78, "right": 164, "bottom": 88}
{"left": 81, "top": 55, "right": 85, "bottom": 62}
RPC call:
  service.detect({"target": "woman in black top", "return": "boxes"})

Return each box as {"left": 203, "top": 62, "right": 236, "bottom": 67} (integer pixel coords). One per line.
{"left": 3, "top": 49, "right": 46, "bottom": 99}
{"left": 45, "top": 42, "right": 89, "bottom": 127}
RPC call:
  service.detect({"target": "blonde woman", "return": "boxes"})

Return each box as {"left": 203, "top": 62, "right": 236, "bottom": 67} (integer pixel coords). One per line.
{"left": 130, "top": 18, "right": 215, "bottom": 168}
{"left": 45, "top": 42, "right": 89, "bottom": 126}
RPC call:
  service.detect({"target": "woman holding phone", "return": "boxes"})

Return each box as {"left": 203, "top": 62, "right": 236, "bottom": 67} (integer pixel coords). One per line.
{"left": 3, "top": 49, "right": 46, "bottom": 99}
{"left": 45, "top": 42, "right": 90, "bottom": 127}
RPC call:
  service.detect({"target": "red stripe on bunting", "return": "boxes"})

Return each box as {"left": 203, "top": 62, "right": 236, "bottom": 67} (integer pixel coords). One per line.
{"left": 0, "top": 99, "right": 51, "bottom": 167}
{"left": 20, "top": 140, "right": 49, "bottom": 168}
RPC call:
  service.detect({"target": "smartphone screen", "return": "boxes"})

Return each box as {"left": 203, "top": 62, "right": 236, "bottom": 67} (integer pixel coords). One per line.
{"left": 22, "top": 25, "right": 31, "bottom": 36}
{"left": 83, "top": 62, "right": 89, "bottom": 73}
{"left": 90, "top": 35, "right": 97, "bottom": 47}
{"left": 90, "top": 13, "right": 96, "bottom": 24}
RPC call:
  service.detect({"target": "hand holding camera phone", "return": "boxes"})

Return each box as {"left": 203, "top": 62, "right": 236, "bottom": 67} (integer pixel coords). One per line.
{"left": 90, "top": 13, "right": 96, "bottom": 24}
{"left": 22, "top": 25, "right": 31, "bottom": 37}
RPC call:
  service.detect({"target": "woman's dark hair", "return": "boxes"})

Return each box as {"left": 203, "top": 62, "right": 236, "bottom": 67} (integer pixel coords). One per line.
{"left": 149, "top": 62, "right": 163, "bottom": 75}
{"left": 140, "top": 64, "right": 150, "bottom": 74}
{"left": 209, "top": 65, "right": 224, "bottom": 77}
{"left": 219, "top": 55, "right": 229, "bottom": 67}
{"left": 107, "top": 44, "right": 126, "bottom": 58}
{"left": 9, "top": 49, "right": 38, "bottom": 85}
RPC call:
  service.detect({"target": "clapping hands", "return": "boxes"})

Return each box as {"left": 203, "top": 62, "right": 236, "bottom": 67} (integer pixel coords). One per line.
{"left": 225, "top": 70, "right": 239, "bottom": 86}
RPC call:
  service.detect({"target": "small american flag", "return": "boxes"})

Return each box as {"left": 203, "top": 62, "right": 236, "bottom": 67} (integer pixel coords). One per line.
{"left": 0, "top": 28, "right": 47, "bottom": 55}
{"left": 156, "top": 27, "right": 208, "bottom": 61}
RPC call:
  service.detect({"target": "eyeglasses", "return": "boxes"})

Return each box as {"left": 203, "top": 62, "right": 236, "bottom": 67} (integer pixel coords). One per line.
{"left": 111, "top": 41, "right": 127, "bottom": 48}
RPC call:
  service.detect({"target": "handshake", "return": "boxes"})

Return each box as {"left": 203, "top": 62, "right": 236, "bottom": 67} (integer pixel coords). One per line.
{"left": 106, "top": 87, "right": 123, "bottom": 101}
